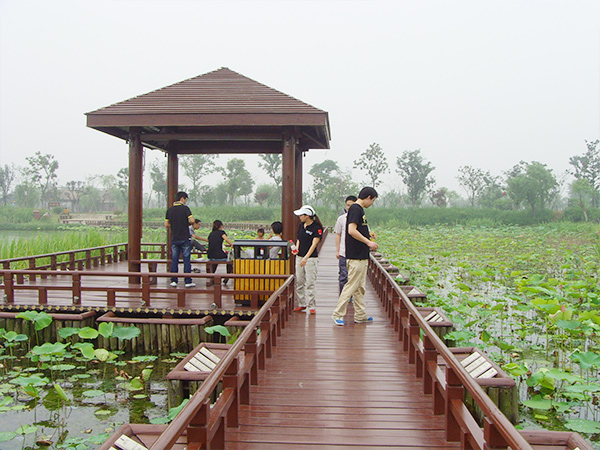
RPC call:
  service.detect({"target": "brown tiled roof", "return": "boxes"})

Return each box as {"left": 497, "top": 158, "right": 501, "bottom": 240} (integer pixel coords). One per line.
{"left": 87, "top": 67, "right": 325, "bottom": 115}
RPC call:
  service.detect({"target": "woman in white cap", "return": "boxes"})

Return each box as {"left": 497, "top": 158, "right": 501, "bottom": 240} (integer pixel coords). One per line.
{"left": 293, "top": 205, "right": 323, "bottom": 314}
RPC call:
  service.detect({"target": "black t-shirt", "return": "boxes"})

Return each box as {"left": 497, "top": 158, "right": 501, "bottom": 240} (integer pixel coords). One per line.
{"left": 345, "top": 203, "right": 370, "bottom": 260}
{"left": 297, "top": 221, "right": 323, "bottom": 258}
{"left": 165, "top": 202, "right": 193, "bottom": 241}
{"left": 208, "top": 230, "right": 228, "bottom": 259}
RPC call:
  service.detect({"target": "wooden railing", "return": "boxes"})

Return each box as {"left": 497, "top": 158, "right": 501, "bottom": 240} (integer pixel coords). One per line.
{"left": 98, "top": 275, "right": 295, "bottom": 450}
{"left": 0, "top": 243, "right": 128, "bottom": 276}
{"left": 368, "top": 255, "right": 592, "bottom": 450}
{"left": 0, "top": 269, "right": 289, "bottom": 310}
{"left": 370, "top": 255, "right": 532, "bottom": 450}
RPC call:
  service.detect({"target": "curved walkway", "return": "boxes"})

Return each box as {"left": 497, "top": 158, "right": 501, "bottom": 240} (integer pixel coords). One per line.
{"left": 229, "top": 236, "right": 459, "bottom": 450}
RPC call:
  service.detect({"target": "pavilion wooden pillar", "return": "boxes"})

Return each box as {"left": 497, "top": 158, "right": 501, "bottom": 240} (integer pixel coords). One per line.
{"left": 128, "top": 128, "right": 143, "bottom": 283}
{"left": 166, "top": 151, "right": 179, "bottom": 260}
{"left": 281, "top": 131, "right": 296, "bottom": 243}
{"left": 295, "top": 145, "right": 304, "bottom": 210}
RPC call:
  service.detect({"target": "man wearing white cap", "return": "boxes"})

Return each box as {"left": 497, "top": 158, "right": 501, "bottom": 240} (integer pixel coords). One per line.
{"left": 293, "top": 205, "right": 323, "bottom": 314}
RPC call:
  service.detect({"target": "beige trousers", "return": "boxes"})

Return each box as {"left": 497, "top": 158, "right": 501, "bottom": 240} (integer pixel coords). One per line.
{"left": 295, "top": 257, "right": 319, "bottom": 308}
{"left": 332, "top": 259, "right": 369, "bottom": 321}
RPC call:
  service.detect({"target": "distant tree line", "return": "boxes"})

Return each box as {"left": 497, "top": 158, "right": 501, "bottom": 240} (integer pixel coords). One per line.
{"left": 0, "top": 139, "right": 598, "bottom": 220}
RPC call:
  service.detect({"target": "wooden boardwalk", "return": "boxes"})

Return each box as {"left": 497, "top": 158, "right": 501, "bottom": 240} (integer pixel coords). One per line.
{"left": 228, "top": 237, "right": 459, "bottom": 450}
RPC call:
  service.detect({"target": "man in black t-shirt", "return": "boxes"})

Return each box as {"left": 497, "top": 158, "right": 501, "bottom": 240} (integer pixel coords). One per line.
{"left": 165, "top": 191, "right": 195, "bottom": 288}
{"left": 332, "top": 187, "right": 379, "bottom": 325}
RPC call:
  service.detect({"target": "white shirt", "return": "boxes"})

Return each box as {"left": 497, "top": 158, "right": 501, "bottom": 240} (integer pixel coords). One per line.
{"left": 269, "top": 235, "right": 283, "bottom": 259}
{"left": 334, "top": 213, "right": 348, "bottom": 257}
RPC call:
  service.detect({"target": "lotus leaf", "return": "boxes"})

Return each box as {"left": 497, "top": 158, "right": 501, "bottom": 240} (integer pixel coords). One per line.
{"left": 112, "top": 326, "right": 141, "bottom": 340}
{"left": 78, "top": 327, "right": 99, "bottom": 339}
{"left": 53, "top": 383, "right": 69, "bottom": 402}
{"left": 31, "top": 342, "right": 68, "bottom": 356}
{"left": 82, "top": 389, "right": 104, "bottom": 398}
{"left": 50, "top": 364, "right": 76, "bottom": 371}
{"left": 10, "top": 375, "right": 49, "bottom": 387}
{"left": 204, "top": 325, "right": 231, "bottom": 337}
{"left": 98, "top": 322, "right": 114, "bottom": 339}
{"left": 570, "top": 351, "right": 600, "bottom": 369}
{"left": 564, "top": 419, "right": 600, "bottom": 433}
{"left": 126, "top": 378, "right": 144, "bottom": 391}
{"left": 16, "top": 424, "right": 37, "bottom": 434}
{"left": 58, "top": 327, "right": 80, "bottom": 339}
{"left": 168, "top": 398, "right": 189, "bottom": 420}
{"left": 523, "top": 395, "right": 552, "bottom": 410}
{"left": 0, "top": 431, "right": 16, "bottom": 442}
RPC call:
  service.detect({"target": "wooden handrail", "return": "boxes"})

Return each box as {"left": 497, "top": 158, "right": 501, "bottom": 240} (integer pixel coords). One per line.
{"left": 368, "top": 255, "right": 534, "bottom": 450}
{"left": 148, "top": 276, "right": 294, "bottom": 449}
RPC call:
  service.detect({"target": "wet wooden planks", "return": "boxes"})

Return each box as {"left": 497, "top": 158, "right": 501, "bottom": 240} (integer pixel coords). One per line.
{"left": 229, "top": 237, "right": 458, "bottom": 450}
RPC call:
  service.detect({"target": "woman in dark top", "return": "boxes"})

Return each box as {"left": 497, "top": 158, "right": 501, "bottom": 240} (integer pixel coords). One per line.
{"left": 207, "top": 220, "right": 233, "bottom": 286}
{"left": 292, "top": 205, "right": 323, "bottom": 314}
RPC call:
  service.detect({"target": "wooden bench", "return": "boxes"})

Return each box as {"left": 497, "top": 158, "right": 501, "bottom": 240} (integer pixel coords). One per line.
{"left": 166, "top": 343, "right": 246, "bottom": 408}
{"left": 110, "top": 434, "right": 148, "bottom": 450}
{"left": 400, "top": 285, "right": 427, "bottom": 301}
{"left": 426, "top": 346, "right": 518, "bottom": 424}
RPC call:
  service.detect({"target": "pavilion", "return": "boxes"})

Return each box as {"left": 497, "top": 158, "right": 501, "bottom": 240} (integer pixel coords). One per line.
{"left": 86, "top": 68, "right": 330, "bottom": 276}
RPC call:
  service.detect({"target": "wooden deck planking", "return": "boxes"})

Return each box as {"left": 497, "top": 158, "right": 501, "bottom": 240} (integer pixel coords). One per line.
{"left": 229, "top": 236, "right": 458, "bottom": 450}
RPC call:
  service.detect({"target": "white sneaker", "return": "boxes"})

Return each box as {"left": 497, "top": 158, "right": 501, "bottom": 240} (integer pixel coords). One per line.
{"left": 170, "top": 281, "right": 177, "bottom": 287}
{"left": 185, "top": 282, "right": 196, "bottom": 288}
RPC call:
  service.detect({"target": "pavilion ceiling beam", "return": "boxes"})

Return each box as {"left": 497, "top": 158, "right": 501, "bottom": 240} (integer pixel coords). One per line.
{"left": 139, "top": 131, "right": 283, "bottom": 141}
{"left": 169, "top": 141, "right": 282, "bottom": 153}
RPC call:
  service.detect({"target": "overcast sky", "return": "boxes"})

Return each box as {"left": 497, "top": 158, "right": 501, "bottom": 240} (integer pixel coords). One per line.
{"left": 1, "top": 0, "right": 599, "bottom": 197}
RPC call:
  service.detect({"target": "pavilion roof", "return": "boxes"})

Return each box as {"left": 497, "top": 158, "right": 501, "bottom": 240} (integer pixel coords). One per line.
{"left": 86, "top": 68, "right": 330, "bottom": 152}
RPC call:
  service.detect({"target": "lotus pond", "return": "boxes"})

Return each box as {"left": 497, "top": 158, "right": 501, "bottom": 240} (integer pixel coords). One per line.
{"left": 0, "top": 315, "right": 234, "bottom": 450}
{"left": 376, "top": 223, "right": 600, "bottom": 447}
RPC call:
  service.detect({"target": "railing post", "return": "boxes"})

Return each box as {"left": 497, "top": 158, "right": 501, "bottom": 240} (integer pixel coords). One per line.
{"left": 408, "top": 313, "right": 419, "bottom": 365}
{"left": 29, "top": 258, "right": 36, "bottom": 282}
{"left": 484, "top": 417, "right": 510, "bottom": 449}
{"left": 72, "top": 273, "right": 81, "bottom": 305}
{"left": 107, "top": 289, "right": 116, "bottom": 308}
{"left": 213, "top": 278, "right": 222, "bottom": 309}
{"left": 39, "top": 287, "right": 48, "bottom": 305}
{"left": 100, "top": 248, "right": 106, "bottom": 266}
{"left": 423, "top": 334, "right": 436, "bottom": 394}
{"left": 177, "top": 291, "right": 185, "bottom": 308}
{"left": 186, "top": 399, "right": 210, "bottom": 447}
{"left": 85, "top": 250, "right": 92, "bottom": 269}
{"left": 69, "top": 252, "right": 76, "bottom": 271}
{"left": 445, "top": 366, "right": 463, "bottom": 442}
{"left": 261, "top": 310, "right": 272, "bottom": 359}
{"left": 142, "top": 274, "right": 151, "bottom": 307}
{"left": 4, "top": 271, "right": 14, "bottom": 303}
{"left": 244, "top": 328, "right": 259, "bottom": 385}
{"left": 224, "top": 356, "right": 240, "bottom": 428}
{"left": 50, "top": 255, "right": 57, "bottom": 271}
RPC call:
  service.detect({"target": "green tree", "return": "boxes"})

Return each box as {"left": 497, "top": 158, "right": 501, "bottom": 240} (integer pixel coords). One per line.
{"left": 505, "top": 161, "right": 558, "bottom": 217}
{"left": 320, "top": 169, "right": 361, "bottom": 209}
{"left": 569, "top": 139, "right": 600, "bottom": 207}
{"left": 570, "top": 178, "right": 594, "bottom": 222}
{"left": 0, "top": 164, "right": 17, "bottom": 206}
{"left": 353, "top": 143, "right": 389, "bottom": 188}
{"left": 457, "top": 166, "right": 493, "bottom": 207}
{"left": 254, "top": 183, "right": 279, "bottom": 207}
{"left": 24, "top": 152, "right": 59, "bottom": 207}
{"left": 65, "top": 181, "right": 85, "bottom": 212}
{"left": 396, "top": 150, "right": 435, "bottom": 206}
{"left": 258, "top": 154, "right": 282, "bottom": 190}
{"left": 180, "top": 154, "right": 218, "bottom": 206}
{"left": 219, "top": 158, "right": 254, "bottom": 204}
{"left": 149, "top": 161, "right": 167, "bottom": 207}
{"left": 309, "top": 160, "right": 340, "bottom": 201}
{"left": 13, "top": 180, "right": 39, "bottom": 208}
{"left": 429, "top": 187, "right": 449, "bottom": 207}
{"left": 116, "top": 167, "right": 129, "bottom": 209}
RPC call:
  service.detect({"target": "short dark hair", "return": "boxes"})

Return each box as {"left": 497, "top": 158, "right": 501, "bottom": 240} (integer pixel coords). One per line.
{"left": 270, "top": 221, "right": 283, "bottom": 235}
{"left": 345, "top": 195, "right": 358, "bottom": 202}
{"left": 358, "top": 186, "right": 378, "bottom": 200}
{"left": 175, "top": 191, "right": 188, "bottom": 201}
{"left": 194, "top": 219, "right": 201, "bottom": 224}
{"left": 257, "top": 228, "right": 265, "bottom": 234}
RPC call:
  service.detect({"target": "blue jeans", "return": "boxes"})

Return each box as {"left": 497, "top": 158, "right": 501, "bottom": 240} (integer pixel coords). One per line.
{"left": 338, "top": 255, "right": 348, "bottom": 294}
{"left": 171, "top": 240, "right": 192, "bottom": 284}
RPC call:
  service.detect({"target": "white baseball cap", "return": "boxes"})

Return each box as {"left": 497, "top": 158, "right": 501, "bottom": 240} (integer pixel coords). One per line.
{"left": 294, "top": 205, "right": 315, "bottom": 216}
